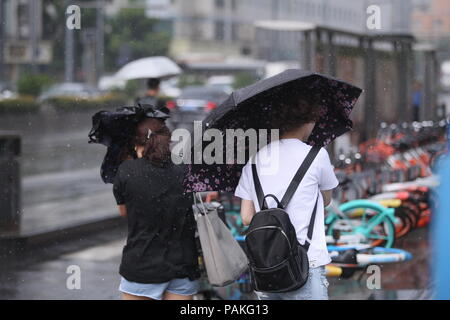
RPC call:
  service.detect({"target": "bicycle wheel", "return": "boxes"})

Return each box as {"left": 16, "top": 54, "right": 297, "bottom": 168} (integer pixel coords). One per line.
{"left": 365, "top": 215, "right": 396, "bottom": 248}
{"left": 394, "top": 207, "right": 413, "bottom": 238}
{"left": 331, "top": 200, "right": 397, "bottom": 248}
{"left": 401, "top": 201, "right": 421, "bottom": 227}
{"left": 401, "top": 205, "right": 418, "bottom": 229}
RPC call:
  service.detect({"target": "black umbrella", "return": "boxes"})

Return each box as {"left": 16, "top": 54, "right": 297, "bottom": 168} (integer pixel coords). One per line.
{"left": 183, "top": 69, "right": 362, "bottom": 193}
{"left": 88, "top": 103, "right": 170, "bottom": 183}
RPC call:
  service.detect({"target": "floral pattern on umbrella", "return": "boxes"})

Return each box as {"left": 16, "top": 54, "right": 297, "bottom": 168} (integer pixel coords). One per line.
{"left": 183, "top": 72, "right": 362, "bottom": 193}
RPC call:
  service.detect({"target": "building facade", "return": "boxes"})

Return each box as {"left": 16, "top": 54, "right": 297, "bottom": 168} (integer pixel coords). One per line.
{"left": 412, "top": 0, "right": 450, "bottom": 41}
{"left": 0, "top": 0, "right": 52, "bottom": 82}
{"left": 169, "top": 0, "right": 413, "bottom": 61}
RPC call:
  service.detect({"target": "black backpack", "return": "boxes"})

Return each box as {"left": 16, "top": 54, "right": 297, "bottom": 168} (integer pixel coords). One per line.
{"left": 245, "top": 145, "right": 321, "bottom": 293}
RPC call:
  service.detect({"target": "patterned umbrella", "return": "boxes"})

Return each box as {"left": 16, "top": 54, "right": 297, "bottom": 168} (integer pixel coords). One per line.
{"left": 183, "top": 69, "right": 362, "bottom": 193}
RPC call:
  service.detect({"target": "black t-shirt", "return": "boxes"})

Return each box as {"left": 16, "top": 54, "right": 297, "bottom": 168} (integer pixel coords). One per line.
{"left": 113, "top": 158, "right": 200, "bottom": 283}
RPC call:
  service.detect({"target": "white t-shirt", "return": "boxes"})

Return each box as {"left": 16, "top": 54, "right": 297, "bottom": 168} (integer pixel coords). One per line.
{"left": 234, "top": 138, "right": 339, "bottom": 268}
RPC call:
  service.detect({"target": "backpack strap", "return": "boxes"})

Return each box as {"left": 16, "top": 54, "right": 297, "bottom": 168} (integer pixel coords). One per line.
{"left": 279, "top": 145, "right": 321, "bottom": 251}
{"left": 279, "top": 145, "right": 321, "bottom": 209}
{"left": 252, "top": 162, "right": 268, "bottom": 210}
{"left": 302, "top": 192, "right": 319, "bottom": 251}
{"left": 251, "top": 145, "right": 321, "bottom": 211}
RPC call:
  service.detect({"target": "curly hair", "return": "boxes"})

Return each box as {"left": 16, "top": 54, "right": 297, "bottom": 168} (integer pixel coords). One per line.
{"left": 270, "top": 91, "right": 321, "bottom": 135}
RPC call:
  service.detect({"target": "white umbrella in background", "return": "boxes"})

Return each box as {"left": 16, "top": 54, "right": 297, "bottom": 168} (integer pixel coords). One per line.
{"left": 98, "top": 75, "right": 127, "bottom": 91}
{"left": 114, "top": 56, "right": 182, "bottom": 81}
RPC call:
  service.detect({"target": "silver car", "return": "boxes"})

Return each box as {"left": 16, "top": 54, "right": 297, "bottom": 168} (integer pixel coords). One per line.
{"left": 38, "top": 83, "right": 102, "bottom": 102}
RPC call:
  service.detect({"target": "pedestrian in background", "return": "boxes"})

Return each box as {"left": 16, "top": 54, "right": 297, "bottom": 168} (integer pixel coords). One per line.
{"left": 136, "top": 78, "right": 165, "bottom": 109}
{"left": 412, "top": 81, "right": 423, "bottom": 122}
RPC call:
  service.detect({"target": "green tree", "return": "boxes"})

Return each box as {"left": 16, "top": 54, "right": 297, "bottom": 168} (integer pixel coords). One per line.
{"left": 17, "top": 74, "right": 55, "bottom": 97}
{"left": 105, "top": 8, "right": 171, "bottom": 72}
{"left": 233, "top": 72, "right": 256, "bottom": 89}
{"left": 40, "top": 3, "right": 171, "bottom": 78}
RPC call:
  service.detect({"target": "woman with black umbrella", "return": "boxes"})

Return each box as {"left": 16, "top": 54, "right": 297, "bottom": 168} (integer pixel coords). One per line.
{"left": 90, "top": 105, "right": 200, "bottom": 300}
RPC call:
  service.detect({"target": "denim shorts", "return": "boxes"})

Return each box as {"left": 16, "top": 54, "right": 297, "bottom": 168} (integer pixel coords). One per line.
{"left": 119, "top": 277, "right": 199, "bottom": 300}
{"left": 255, "top": 266, "right": 329, "bottom": 300}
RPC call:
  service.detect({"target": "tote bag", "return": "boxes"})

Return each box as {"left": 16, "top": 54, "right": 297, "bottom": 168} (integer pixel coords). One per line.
{"left": 192, "top": 193, "right": 248, "bottom": 287}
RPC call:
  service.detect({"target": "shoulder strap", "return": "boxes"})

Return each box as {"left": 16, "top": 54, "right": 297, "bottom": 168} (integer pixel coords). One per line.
{"left": 251, "top": 145, "right": 322, "bottom": 251}
{"left": 302, "top": 192, "right": 319, "bottom": 251}
{"left": 279, "top": 145, "right": 321, "bottom": 209}
{"left": 252, "top": 162, "right": 268, "bottom": 210}
{"left": 282, "top": 145, "right": 321, "bottom": 251}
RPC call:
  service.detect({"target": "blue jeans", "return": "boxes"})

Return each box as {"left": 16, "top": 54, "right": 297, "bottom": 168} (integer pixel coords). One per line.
{"left": 255, "top": 266, "right": 329, "bottom": 300}
{"left": 119, "top": 277, "right": 199, "bottom": 300}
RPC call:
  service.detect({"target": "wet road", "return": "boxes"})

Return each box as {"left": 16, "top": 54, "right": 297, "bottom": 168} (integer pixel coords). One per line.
{"left": 0, "top": 225, "right": 432, "bottom": 300}
{"left": 0, "top": 225, "right": 127, "bottom": 300}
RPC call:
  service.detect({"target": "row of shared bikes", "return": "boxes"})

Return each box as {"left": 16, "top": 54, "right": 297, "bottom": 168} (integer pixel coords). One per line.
{"left": 195, "top": 119, "right": 449, "bottom": 300}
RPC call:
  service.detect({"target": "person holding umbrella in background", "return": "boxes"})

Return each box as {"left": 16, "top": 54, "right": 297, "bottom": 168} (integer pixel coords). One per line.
{"left": 136, "top": 77, "right": 165, "bottom": 109}
{"left": 113, "top": 56, "right": 181, "bottom": 114}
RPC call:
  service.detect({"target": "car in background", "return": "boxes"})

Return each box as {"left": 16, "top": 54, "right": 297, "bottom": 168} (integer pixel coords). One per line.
{"left": 166, "top": 85, "right": 229, "bottom": 128}
{"left": 206, "top": 75, "right": 234, "bottom": 94}
{"left": 160, "top": 77, "right": 182, "bottom": 98}
{"left": 38, "top": 83, "right": 102, "bottom": 102}
{"left": 0, "top": 82, "right": 17, "bottom": 100}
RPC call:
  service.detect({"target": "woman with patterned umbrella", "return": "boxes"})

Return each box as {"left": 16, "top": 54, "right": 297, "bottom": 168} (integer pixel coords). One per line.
{"left": 184, "top": 69, "right": 363, "bottom": 193}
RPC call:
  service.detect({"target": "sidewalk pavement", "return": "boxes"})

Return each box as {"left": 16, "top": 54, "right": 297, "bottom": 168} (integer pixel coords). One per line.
{"left": 0, "top": 167, "right": 124, "bottom": 254}
{"left": 0, "top": 226, "right": 432, "bottom": 300}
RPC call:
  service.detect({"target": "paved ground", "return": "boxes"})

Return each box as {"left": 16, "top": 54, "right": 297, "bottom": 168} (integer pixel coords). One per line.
{"left": 0, "top": 224, "right": 432, "bottom": 300}
{"left": 327, "top": 227, "right": 433, "bottom": 300}
{"left": 19, "top": 168, "right": 117, "bottom": 235}
{"left": 0, "top": 225, "right": 127, "bottom": 300}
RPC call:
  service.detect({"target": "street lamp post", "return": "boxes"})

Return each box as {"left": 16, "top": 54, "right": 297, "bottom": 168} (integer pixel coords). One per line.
{"left": 64, "top": 0, "right": 75, "bottom": 82}
{"left": 28, "top": 0, "right": 39, "bottom": 73}
{"left": 96, "top": 0, "right": 105, "bottom": 81}
{"left": 0, "top": 0, "right": 4, "bottom": 79}
{"left": 64, "top": 0, "right": 105, "bottom": 83}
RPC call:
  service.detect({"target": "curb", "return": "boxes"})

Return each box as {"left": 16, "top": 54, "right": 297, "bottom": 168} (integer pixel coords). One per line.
{"left": 0, "top": 215, "right": 126, "bottom": 256}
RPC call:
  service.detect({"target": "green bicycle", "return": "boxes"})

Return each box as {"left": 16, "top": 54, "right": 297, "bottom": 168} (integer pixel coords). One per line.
{"left": 325, "top": 199, "right": 397, "bottom": 248}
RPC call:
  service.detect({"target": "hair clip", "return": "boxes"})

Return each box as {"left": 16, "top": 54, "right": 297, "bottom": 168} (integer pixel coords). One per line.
{"left": 147, "top": 129, "right": 153, "bottom": 139}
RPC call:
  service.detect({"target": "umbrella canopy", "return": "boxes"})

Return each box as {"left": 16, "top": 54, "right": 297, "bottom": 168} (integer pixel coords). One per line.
{"left": 115, "top": 56, "right": 182, "bottom": 81}
{"left": 184, "top": 69, "right": 362, "bottom": 193}
{"left": 88, "top": 104, "right": 170, "bottom": 183}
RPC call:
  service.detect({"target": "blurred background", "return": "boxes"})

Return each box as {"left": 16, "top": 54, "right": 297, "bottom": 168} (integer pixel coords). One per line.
{"left": 0, "top": 0, "right": 449, "bottom": 300}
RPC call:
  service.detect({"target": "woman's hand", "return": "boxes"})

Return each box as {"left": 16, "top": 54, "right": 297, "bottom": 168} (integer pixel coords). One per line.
{"left": 118, "top": 205, "right": 127, "bottom": 218}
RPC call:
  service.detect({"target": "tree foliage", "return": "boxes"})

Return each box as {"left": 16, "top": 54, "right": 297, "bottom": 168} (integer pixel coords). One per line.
{"left": 104, "top": 8, "right": 171, "bottom": 72}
